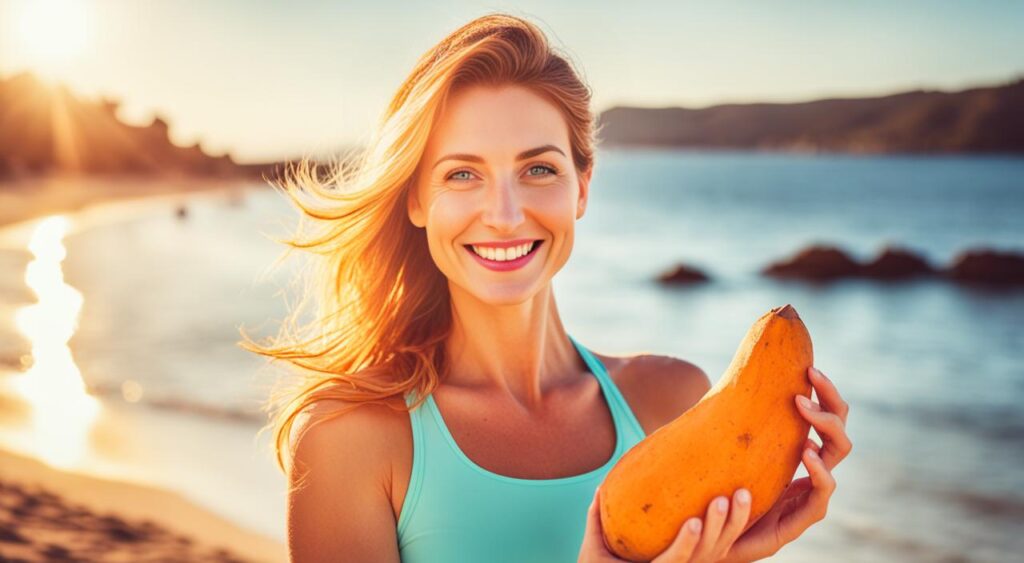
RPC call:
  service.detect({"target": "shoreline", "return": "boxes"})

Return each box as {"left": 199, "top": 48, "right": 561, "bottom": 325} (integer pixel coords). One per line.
{"left": 0, "top": 173, "right": 265, "bottom": 231}
{"left": 0, "top": 445, "right": 287, "bottom": 562}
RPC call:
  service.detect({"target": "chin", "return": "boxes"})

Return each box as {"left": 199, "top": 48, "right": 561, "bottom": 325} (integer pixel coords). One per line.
{"left": 469, "top": 282, "right": 543, "bottom": 307}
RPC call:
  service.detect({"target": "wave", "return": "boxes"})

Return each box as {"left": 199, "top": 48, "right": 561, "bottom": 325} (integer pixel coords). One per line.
{"left": 85, "top": 381, "right": 267, "bottom": 424}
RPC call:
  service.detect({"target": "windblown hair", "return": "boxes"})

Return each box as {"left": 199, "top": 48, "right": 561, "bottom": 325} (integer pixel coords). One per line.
{"left": 239, "top": 12, "right": 600, "bottom": 477}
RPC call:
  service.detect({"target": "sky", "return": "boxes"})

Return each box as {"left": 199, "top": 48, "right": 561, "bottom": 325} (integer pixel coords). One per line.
{"left": 1, "top": 0, "right": 1022, "bottom": 163}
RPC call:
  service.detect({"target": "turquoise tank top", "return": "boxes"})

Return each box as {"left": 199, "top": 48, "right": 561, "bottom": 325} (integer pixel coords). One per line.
{"left": 398, "top": 334, "right": 648, "bottom": 562}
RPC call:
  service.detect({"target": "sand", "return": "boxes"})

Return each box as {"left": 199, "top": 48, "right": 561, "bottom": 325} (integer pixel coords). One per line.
{"left": 0, "top": 447, "right": 287, "bottom": 562}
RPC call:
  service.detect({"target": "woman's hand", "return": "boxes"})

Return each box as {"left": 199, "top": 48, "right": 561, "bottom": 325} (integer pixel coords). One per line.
{"left": 578, "top": 486, "right": 753, "bottom": 562}
{"left": 719, "top": 365, "right": 853, "bottom": 562}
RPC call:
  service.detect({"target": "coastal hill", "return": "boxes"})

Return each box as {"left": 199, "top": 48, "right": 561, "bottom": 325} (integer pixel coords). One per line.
{"left": 597, "top": 77, "right": 1024, "bottom": 154}
{"left": 0, "top": 72, "right": 275, "bottom": 179}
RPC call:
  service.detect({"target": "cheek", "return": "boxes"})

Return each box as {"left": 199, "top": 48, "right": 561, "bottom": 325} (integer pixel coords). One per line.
{"left": 425, "top": 192, "right": 475, "bottom": 250}
{"left": 529, "top": 185, "right": 577, "bottom": 234}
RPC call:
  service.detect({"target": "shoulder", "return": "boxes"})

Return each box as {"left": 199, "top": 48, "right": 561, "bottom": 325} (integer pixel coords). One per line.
{"left": 289, "top": 393, "right": 411, "bottom": 485}
{"left": 287, "top": 393, "right": 409, "bottom": 562}
{"left": 593, "top": 352, "right": 712, "bottom": 435}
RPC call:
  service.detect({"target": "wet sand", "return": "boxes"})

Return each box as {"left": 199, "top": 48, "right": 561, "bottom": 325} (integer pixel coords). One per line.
{"left": 0, "top": 446, "right": 286, "bottom": 562}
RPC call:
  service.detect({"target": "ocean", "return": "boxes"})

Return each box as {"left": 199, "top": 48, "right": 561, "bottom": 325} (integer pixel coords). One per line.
{"left": 1, "top": 148, "right": 1022, "bottom": 561}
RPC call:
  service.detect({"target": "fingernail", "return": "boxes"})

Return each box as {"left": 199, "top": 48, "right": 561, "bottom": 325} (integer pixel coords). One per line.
{"left": 737, "top": 489, "right": 751, "bottom": 505}
{"left": 797, "top": 395, "right": 812, "bottom": 409}
{"left": 688, "top": 518, "right": 702, "bottom": 533}
{"left": 813, "top": 367, "right": 829, "bottom": 381}
{"left": 806, "top": 448, "right": 819, "bottom": 459}
{"left": 716, "top": 497, "right": 728, "bottom": 512}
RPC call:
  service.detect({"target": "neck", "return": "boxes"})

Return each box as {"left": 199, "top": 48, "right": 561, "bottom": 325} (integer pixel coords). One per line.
{"left": 444, "top": 281, "right": 584, "bottom": 411}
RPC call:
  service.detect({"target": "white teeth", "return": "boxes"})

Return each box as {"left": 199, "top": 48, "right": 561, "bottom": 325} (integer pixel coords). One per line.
{"left": 470, "top": 241, "right": 537, "bottom": 262}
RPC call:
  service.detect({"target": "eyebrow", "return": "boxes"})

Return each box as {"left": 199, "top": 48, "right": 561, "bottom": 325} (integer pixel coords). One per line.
{"left": 432, "top": 144, "right": 566, "bottom": 170}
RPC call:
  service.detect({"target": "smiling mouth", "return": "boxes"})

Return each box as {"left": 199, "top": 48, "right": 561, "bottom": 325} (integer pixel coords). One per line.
{"left": 463, "top": 240, "right": 543, "bottom": 262}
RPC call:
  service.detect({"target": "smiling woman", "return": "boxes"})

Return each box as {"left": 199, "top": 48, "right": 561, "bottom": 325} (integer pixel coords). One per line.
{"left": 236, "top": 13, "right": 619, "bottom": 562}
{"left": 237, "top": 11, "right": 847, "bottom": 563}
{"left": 9, "top": 0, "right": 95, "bottom": 77}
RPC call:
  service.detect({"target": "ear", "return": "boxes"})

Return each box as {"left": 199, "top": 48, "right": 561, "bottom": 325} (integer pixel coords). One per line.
{"left": 575, "top": 166, "right": 592, "bottom": 220}
{"left": 407, "top": 183, "right": 426, "bottom": 228}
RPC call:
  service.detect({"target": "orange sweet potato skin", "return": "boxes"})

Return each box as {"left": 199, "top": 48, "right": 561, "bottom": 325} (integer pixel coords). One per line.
{"left": 599, "top": 305, "right": 813, "bottom": 561}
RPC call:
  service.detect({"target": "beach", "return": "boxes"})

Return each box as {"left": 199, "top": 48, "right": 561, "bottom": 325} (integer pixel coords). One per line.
{"left": 0, "top": 174, "right": 287, "bottom": 563}
{"left": 0, "top": 447, "right": 286, "bottom": 563}
{"left": 2, "top": 2, "right": 1020, "bottom": 559}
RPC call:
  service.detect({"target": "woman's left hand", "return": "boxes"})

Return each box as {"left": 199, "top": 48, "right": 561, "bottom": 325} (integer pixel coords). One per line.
{"left": 720, "top": 365, "right": 853, "bottom": 563}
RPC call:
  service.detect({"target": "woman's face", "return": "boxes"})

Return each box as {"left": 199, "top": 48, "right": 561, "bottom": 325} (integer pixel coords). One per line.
{"left": 408, "top": 84, "right": 591, "bottom": 306}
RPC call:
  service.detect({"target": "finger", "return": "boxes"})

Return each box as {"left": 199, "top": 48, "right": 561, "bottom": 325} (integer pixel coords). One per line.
{"left": 716, "top": 488, "right": 752, "bottom": 554}
{"left": 783, "top": 475, "right": 813, "bottom": 498}
{"left": 691, "top": 496, "right": 730, "bottom": 561}
{"left": 777, "top": 448, "right": 836, "bottom": 545}
{"left": 808, "top": 366, "right": 849, "bottom": 424}
{"left": 653, "top": 517, "right": 702, "bottom": 562}
{"left": 795, "top": 395, "right": 853, "bottom": 471}
{"left": 804, "top": 437, "right": 821, "bottom": 456}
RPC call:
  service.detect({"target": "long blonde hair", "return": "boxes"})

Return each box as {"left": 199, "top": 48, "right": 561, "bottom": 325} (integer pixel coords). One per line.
{"left": 240, "top": 12, "right": 600, "bottom": 477}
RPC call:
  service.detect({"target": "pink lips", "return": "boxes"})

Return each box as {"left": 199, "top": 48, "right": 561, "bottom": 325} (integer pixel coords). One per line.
{"left": 464, "top": 241, "right": 543, "bottom": 272}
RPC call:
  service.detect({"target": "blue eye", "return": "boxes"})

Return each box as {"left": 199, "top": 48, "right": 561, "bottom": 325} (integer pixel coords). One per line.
{"left": 448, "top": 169, "right": 475, "bottom": 182}
{"left": 528, "top": 164, "right": 557, "bottom": 176}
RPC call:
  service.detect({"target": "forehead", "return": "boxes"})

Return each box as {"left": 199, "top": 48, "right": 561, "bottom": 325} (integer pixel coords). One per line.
{"left": 427, "top": 84, "right": 570, "bottom": 156}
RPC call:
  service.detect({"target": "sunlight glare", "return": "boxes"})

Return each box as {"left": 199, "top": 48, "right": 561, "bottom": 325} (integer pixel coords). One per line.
{"left": 15, "top": 0, "right": 95, "bottom": 77}
{"left": 10, "top": 215, "right": 100, "bottom": 469}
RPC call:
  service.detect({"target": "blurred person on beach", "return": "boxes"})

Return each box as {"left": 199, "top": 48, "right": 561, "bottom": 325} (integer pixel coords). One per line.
{"left": 241, "top": 12, "right": 852, "bottom": 563}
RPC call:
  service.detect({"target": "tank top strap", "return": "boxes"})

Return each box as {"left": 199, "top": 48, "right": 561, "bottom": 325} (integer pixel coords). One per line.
{"left": 399, "top": 389, "right": 427, "bottom": 539}
{"left": 567, "top": 334, "right": 648, "bottom": 440}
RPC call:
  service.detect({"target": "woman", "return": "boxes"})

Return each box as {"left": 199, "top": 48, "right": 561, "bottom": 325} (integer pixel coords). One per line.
{"left": 243, "top": 13, "right": 852, "bottom": 563}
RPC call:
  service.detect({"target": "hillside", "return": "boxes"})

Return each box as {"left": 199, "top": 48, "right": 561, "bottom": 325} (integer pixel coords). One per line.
{"left": 597, "top": 78, "right": 1024, "bottom": 154}
{"left": 0, "top": 72, "right": 273, "bottom": 178}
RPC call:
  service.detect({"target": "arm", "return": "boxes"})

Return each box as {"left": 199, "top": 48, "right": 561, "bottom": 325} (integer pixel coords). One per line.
{"left": 287, "top": 401, "right": 402, "bottom": 563}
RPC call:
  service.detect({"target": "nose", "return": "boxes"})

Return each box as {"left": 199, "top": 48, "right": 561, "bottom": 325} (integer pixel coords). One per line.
{"left": 480, "top": 176, "right": 525, "bottom": 233}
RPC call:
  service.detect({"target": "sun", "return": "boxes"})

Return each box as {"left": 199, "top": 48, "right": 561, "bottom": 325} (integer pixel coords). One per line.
{"left": 14, "top": 0, "right": 95, "bottom": 77}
